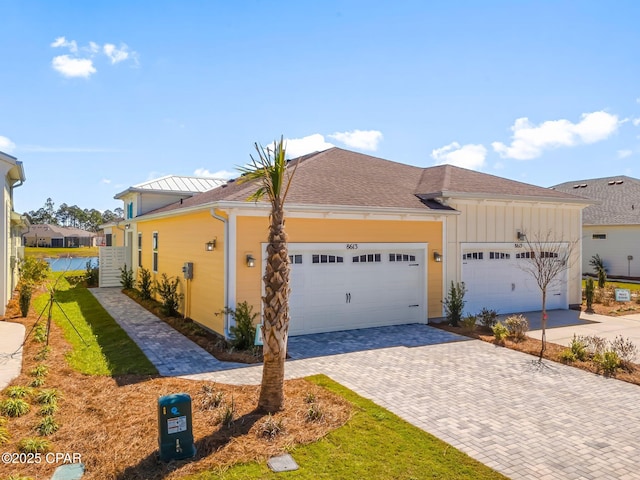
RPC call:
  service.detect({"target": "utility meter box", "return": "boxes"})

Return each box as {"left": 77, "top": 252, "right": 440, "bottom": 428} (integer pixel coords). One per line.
{"left": 182, "top": 262, "right": 194, "bottom": 280}
{"left": 158, "top": 393, "right": 196, "bottom": 462}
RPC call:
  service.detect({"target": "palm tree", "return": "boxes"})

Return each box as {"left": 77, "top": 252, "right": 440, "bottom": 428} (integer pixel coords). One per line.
{"left": 237, "top": 136, "right": 297, "bottom": 412}
{"left": 589, "top": 254, "right": 607, "bottom": 288}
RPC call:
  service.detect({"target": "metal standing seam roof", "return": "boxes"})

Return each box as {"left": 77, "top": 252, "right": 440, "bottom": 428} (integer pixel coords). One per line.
{"left": 140, "top": 148, "right": 590, "bottom": 218}
{"left": 133, "top": 175, "right": 225, "bottom": 193}
{"left": 552, "top": 175, "right": 640, "bottom": 225}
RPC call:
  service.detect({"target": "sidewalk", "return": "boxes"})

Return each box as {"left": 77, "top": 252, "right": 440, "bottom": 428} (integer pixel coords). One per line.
{"left": 0, "top": 321, "right": 25, "bottom": 390}
{"left": 89, "top": 288, "right": 245, "bottom": 376}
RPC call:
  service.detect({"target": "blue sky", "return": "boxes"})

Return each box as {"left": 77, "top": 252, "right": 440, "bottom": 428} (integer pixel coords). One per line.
{"left": 2, "top": 1, "right": 640, "bottom": 214}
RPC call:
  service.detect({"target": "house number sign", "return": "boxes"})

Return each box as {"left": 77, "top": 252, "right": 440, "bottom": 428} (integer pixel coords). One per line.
{"left": 346, "top": 244, "right": 358, "bottom": 249}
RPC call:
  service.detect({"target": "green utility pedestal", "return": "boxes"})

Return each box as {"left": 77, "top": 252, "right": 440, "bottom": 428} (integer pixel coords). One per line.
{"left": 158, "top": 393, "right": 196, "bottom": 462}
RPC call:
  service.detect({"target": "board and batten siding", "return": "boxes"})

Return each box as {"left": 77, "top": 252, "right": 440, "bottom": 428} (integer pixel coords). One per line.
{"left": 445, "top": 200, "right": 584, "bottom": 308}
{"left": 136, "top": 210, "right": 226, "bottom": 333}
{"left": 234, "top": 215, "right": 444, "bottom": 320}
{"left": 583, "top": 225, "right": 640, "bottom": 277}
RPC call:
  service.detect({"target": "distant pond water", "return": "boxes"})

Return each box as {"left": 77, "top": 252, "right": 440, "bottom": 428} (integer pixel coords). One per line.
{"left": 44, "top": 257, "right": 98, "bottom": 272}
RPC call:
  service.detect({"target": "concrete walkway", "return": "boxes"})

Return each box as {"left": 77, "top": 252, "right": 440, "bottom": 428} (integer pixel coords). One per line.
{"left": 88, "top": 289, "right": 640, "bottom": 479}
{"left": 89, "top": 288, "right": 245, "bottom": 375}
{"left": 0, "top": 321, "right": 25, "bottom": 390}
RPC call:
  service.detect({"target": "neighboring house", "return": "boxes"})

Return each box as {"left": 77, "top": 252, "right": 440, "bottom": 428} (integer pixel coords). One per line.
{"left": 23, "top": 224, "right": 97, "bottom": 248}
{"left": 116, "top": 148, "right": 588, "bottom": 338}
{"left": 0, "top": 151, "right": 26, "bottom": 316}
{"left": 553, "top": 176, "right": 640, "bottom": 278}
{"left": 105, "top": 175, "right": 225, "bottom": 265}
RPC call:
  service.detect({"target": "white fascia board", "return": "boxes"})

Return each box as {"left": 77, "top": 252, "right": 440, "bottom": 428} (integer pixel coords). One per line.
{"left": 440, "top": 191, "right": 593, "bottom": 206}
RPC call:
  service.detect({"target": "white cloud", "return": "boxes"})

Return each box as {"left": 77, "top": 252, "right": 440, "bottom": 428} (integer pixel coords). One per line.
{"left": 281, "top": 134, "right": 334, "bottom": 158}
{"left": 0, "top": 136, "right": 16, "bottom": 153}
{"left": 431, "top": 142, "right": 487, "bottom": 170}
{"left": 633, "top": 118, "right": 640, "bottom": 127}
{"left": 51, "top": 55, "right": 96, "bottom": 78}
{"left": 194, "top": 168, "right": 236, "bottom": 180}
{"left": 492, "top": 111, "right": 620, "bottom": 160}
{"left": 51, "top": 36, "right": 78, "bottom": 53}
{"left": 50, "top": 37, "right": 138, "bottom": 78}
{"left": 328, "top": 129, "right": 383, "bottom": 151}
{"left": 103, "top": 43, "right": 130, "bottom": 64}
{"left": 618, "top": 149, "right": 633, "bottom": 159}
{"left": 101, "top": 178, "right": 112, "bottom": 184}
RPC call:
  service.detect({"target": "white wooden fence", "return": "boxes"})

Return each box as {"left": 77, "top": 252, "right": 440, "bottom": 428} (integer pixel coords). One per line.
{"left": 99, "top": 247, "right": 127, "bottom": 287}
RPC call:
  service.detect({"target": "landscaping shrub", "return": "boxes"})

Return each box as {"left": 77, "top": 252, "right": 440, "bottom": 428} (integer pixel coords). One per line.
{"left": 36, "top": 389, "right": 61, "bottom": 406}
{"left": 6, "top": 386, "right": 32, "bottom": 399}
{"left": 19, "top": 283, "right": 32, "bottom": 317}
{"left": 478, "top": 307, "right": 499, "bottom": 329}
{"left": 504, "top": 314, "right": 529, "bottom": 341}
{"left": 154, "top": 273, "right": 183, "bottom": 316}
{"left": 443, "top": 281, "right": 466, "bottom": 327}
{"left": 594, "top": 350, "right": 620, "bottom": 376}
{"left": 560, "top": 349, "right": 576, "bottom": 363}
{"left": 200, "top": 385, "right": 224, "bottom": 410}
{"left": 138, "top": 267, "right": 153, "bottom": 300}
{"left": 492, "top": 322, "right": 508, "bottom": 344}
{"left": 306, "top": 403, "right": 324, "bottom": 422}
{"left": 0, "top": 399, "right": 30, "bottom": 417}
{"left": 585, "top": 278, "right": 595, "bottom": 313}
{"left": 224, "top": 301, "right": 258, "bottom": 350}
{"left": 568, "top": 335, "right": 587, "bottom": 361}
{"left": 590, "top": 254, "right": 607, "bottom": 289}
{"left": 218, "top": 398, "right": 235, "bottom": 427}
{"left": 17, "top": 437, "right": 50, "bottom": 454}
{"left": 580, "top": 335, "right": 607, "bottom": 356}
{"left": 119, "top": 264, "right": 135, "bottom": 289}
{"left": 461, "top": 314, "right": 477, "bottom": 332}
{"left": 0, "top": 426, "right": 9, "bottom": 444}
{"left": 260, "top": 414, "right": 285, "bottom": 439}
{"left": 36, "top": 415, "right": 59, "bottom": 436}
{"left": 610, "top": 335, "right": 638, "bottom": 368}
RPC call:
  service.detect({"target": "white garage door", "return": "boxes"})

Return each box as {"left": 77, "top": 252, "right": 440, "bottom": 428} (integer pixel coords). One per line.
{"left": 285, "top": 243, "right": 427, "bottom": 336}
{"left": 462, "top": 245, "right": 567, "bottom": 315}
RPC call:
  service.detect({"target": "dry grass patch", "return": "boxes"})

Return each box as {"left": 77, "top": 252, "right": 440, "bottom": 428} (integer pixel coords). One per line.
{"left": 0, "top": 291, "right": 351, "bottom": 480}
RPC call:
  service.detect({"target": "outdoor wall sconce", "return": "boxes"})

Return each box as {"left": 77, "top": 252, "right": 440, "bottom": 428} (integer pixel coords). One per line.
{"left": 246, "top": 254, "right": 256, "bottom": 268}
{"left": 433, "top": 251, "right": 443, "bottom": 262}
{"left": 205, "top": 239, "right": 216, "bottom": 251}
{"left": 517, "top": 231, "right": 526, "bottom": 241}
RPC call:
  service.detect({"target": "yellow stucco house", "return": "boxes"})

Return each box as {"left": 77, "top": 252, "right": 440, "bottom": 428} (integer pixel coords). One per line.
{"left": 112, "top": 148, "right": 588, "bottom": 338}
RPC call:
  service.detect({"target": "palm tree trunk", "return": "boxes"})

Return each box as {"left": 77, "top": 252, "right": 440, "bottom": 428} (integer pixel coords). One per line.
{"left": 258, "top": 204, "right": 290, "bottom": 412}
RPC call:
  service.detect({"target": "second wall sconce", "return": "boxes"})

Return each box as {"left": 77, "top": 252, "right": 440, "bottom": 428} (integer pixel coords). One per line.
{"left": 246, "top": 254, "right": 256, "bottom": 268}
{"left": 433, "top": 251, "right": 443, "bottom": 262}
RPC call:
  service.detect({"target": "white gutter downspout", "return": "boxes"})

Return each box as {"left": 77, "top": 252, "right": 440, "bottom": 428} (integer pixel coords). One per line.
{"left": 210, "top": 208, "right": 231, "bottom": 338}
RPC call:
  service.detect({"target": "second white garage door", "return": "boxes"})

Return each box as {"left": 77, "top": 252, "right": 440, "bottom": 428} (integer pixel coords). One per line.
{"left": 462, "top": 244, "right": 567, "bottom": 315}
{"left": 284, "top": 243, "right": 427, "bottom": 336}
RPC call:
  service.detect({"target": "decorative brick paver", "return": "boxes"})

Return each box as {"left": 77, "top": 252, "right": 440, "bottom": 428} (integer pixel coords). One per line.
{"left": 89, "top": 288, "right": 245, "bottom": 375}
{"left": 90, "top": 288, "right": 640, "bottom": 479}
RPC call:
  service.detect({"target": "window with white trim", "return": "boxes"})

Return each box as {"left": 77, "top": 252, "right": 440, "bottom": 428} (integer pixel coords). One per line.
{"left": 352, "top": 253, "right": 381, "bottom": 263}
{"left": 137, "top": 233, "right": 142, "bottom": 267}
{"left": 389, "top": 253, "right": 416, "bottom": 262}
{"left": 312, "top": 254, "right": 343, "bottom": 264}
{"left": 489, "top": 251, "right": 511, "bottom": 260}
{"left": 462, "top": 252, "right": 484, "bottom": 260}
{"left": 152, "top": 232, "right": 158, "bottom": 272}
{"left": 288, "top": 254, "right": 303, "bottom": 264}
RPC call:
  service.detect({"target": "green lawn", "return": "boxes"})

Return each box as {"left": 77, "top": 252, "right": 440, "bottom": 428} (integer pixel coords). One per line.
{"left": 32, "top": 274, "right": 157, "bottom": 376}
{"left": 190, "top": 375, "right": 507, "bottom": 480}
{"left": 26, "top": 246, "right": 99, "bottom": 259}
{"left": 582, "top": 279, "right": 640, "bottom": 291}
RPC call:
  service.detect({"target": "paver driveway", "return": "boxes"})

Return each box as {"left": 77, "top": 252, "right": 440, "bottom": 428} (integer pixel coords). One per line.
{"left": 90, "top": 289, "right": 640, "bottom": 479}
{"left": 187, "top": 338, "right": 640, "bottom": 480}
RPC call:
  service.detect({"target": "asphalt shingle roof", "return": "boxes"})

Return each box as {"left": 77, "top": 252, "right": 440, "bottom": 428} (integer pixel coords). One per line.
{"left": 552, "top": 175, "right": 640, "bottom": 225}
{"left": 143, "top": 148, "right": 587, "bottom": 217}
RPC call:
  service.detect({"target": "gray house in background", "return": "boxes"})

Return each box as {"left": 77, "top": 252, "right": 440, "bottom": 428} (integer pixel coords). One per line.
{"left": 552, "top": 176, "right": 640, "bottom": 278}
{"left": 23, "top": 224, "right": 97, "bottom": 248}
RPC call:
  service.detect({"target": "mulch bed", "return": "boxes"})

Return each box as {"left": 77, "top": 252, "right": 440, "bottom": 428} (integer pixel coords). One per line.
{"left": 0, "top": 293, "right": 351, "bottom": 480}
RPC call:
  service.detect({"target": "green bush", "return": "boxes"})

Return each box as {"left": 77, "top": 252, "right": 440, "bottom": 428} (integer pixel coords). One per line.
{"left": 154, "top": 274, "right": 182, "bottom": 316}
{"left": 0, "top": 426, "right": 9, "bottom": 444}
{"left": 36, "top": 416, "right": 59, "bottom": 436}
{"left": 568, "top": 335, "right": 587, "bottom": 361}
{"left": 585, "top": 278, "right": 595, "bottom": 313}
{"left": 6, "top": 386, "right": 32, "bottom": 399}
{"left": 594, "top": 350, "right": 620, "bottom": 376}
{"left": 443, "top": 281, "right": 466, "bottom": 327}
{"left": 36, "top": 389, "right": 61, "bottom": 406}
{"left": 17, "top": 437, "right": 50, "bottom": 454}
{"left": 260, "top": 413, "right": 285, "bottom": 439}
{"left": 138, "top": 267, "right": 153, "bottom": 300}
{"left": 461, "top": 315, "right": 477, "bottom": 332}
{"left": 19, "top": 283, "right": 33, "bottom": 317}
{"left": 504, "top": 314, "right": 529, "bottom": 341}
{"left": 492, "top": 322, "right": 508, "bottom": 344}
{"left": 19, "top": 257, "right": 50, "bottom": 286}
{"left": 0, "top": 399, "right": 30, "bottom": 417}
{"left": 560, "top": 349, "right": 577, "bottom": 363}
{"left": 478, "top": 307, "right": 499, "bottom": 329}
{"left": 590, "top": 254, "right": 607, "bottom": 289}
{"left": 119, "top": 264, "right": 135, "bottom": 289}
{"left": 224, "top": 301, "right": 258, "bottom": 351}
